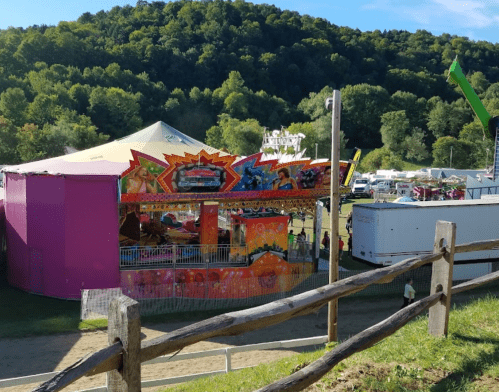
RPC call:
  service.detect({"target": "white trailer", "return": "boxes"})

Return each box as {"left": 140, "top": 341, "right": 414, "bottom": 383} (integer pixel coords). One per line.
{"left": 352, "top": 199, "right": 498, "bottom": 280}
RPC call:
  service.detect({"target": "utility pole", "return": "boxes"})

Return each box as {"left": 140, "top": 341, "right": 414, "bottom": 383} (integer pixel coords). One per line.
{"left": 325, "top": 91, "right": 340, "bottom": 342}
{"left": 315, "top": 143, "right": 318, "bottom": 160}
{"left": 450, "top": 146, "right": 453, "bottom": 168}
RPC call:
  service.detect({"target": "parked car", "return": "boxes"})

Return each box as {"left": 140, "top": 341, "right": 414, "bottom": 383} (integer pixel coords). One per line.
{"left": 370, "top": 180, "right": 392, "bottom": 194}
{"left": 350, "top": 178, "right": 371, "bottom": 198}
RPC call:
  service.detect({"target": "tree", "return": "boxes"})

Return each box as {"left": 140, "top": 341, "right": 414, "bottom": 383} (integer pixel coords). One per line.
{"left": 0, "top": 116, "right": 21, "bottom": 163}
{"left": 388, "top": 91, "right": 427, "bottom": 129}
{"left": 16, "top": 123, "right": 65, "bottom": 162}
{"left": 379, "top": 110, "right": 410, "bottom": 155}
{"left": 459, "top": 120, "right": 495, "bottom": 168}
{"left": 45, "top": 110, "right": 110, "bottom": 150}
{"left": 26, "top": 93, "right": 60, "bottom": 125}
{"left": 469, "top": 71, "right": 489, "bottom": 95}
{"left": 403, "top": 127, "right": 429, "bottom": 162}
{"left": 87, "top": 87, "right": 142, "bottom": 139}
{"left": 356, "top": 147, "right": 403, "bottom": 173}
{"left": 340, "top": 84, "right": 390, "bottom": 148}
{"left": 432, "top": 136, "right": 472, "bottom": 169}
{"left": 297, "top": 86, "right": 334, "bottom": 121}
{"left": 0, "top": 87, "right": 28, "bottom": 126}
{"left": 310, "top": 115, "right": 348, "bottom": 159}
{"left": 427, "top": 99, "right": 472, "bottom": 139}
{"left": 205, "top": 114, "right": 262, "bottom": 156}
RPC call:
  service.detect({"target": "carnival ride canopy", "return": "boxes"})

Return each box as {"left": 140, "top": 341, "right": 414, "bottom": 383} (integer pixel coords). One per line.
{"left": 1, "top": 122, "right": 227, "bottom": 176}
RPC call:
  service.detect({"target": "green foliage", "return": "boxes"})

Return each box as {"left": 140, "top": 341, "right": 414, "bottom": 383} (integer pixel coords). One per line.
{"left": 403, "top": 127, "right": 430, "bottom": 162}
{"left": 0, "top": 87, "right": 28, "bottom": 126}
{"left": 380, "top": 110, "right": 410, "bottom": 154}
{"left": 432, "top": 136, "right": 473, "bottom": 169}
{"left": 0, "top": 116, "right": 21, "bottom": 163}
{"left": 16, "top": 123, "right": 66, "bottom": 162}
{"left": 459, "top": 120, "right": 495, "bottom": 168}
{"left": 205, "top": 114, "right": 262, "bottom": 156}
{"left": 357, "top": 147, "right": 403, "bottom": 172}
{"left": 45, "top": 111, "right": 110, "bottom": 150}
{"left": 1, "top": 0, "right": 499, "bottom": 160}
{"left": 340, "top": 84, "right": 390, "bottom": 148}
{"left": 87, "top": 86, "right": 143, "bottom": 139}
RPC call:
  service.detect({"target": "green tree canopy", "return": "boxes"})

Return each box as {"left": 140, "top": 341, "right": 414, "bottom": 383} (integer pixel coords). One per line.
{"left": 380, "top": 110, "right": 410, "bottom": 155}
{"left": 0, "top": 87, "right": 28, "bottom": 127}
{"left": 432, "top": 136, "right": 473, "bottom": 169}
{"left": 205, "top": 114, "right": 262, "bottom": 156}
{"left": 356, "top": 147, "right": 403, "bottom": 173}
{"left": 0, "top": 116, "right": 21, "bottom": 164}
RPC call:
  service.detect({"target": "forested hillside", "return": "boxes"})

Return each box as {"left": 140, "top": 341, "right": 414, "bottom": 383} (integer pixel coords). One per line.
{"left": 1, "top": 0, "right": 498, "bottom": 169}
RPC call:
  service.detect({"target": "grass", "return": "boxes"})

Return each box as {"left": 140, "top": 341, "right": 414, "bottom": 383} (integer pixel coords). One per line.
{"left": 0, "top": 279, "right": 107, "bottom": 338}
{"left": 399, "top": 158, "right": 433, "bottom": 171}
{"left": 160, "top": 294, "right": 499, "bottom": 392}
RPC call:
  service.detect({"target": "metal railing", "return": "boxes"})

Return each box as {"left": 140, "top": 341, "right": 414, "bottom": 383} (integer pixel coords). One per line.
{"left": 466, "top": 185, "right": 499, "bottom": 199}
{"left": 0, "top": 335, "right": 328, "bottom": 390}
{"left": 373, "top": 190, "right": 397, "bottom": 202}
{"left": 120, "top": 244, "right": 248, "bottom": 269}
{"left": 287, "top": 241, "right": 314, "bottom": 262}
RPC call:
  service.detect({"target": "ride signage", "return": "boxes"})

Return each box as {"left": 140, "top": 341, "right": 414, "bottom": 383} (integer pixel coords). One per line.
{"left": 120, "top": 149, "right": 353, "bottom": 203}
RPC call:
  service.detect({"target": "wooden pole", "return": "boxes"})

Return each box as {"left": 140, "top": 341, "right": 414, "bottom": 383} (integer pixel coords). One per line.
{"left": 428, "top": 220, "right": 456, "bottom": 337}
{"left": 327, "top": 90, "right": 341, "bottom": 342}
{"left": 107, "top": 295, "right": 141, "bottom": 392}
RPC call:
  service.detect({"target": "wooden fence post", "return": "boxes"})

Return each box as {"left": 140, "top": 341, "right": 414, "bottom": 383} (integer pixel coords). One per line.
{"left": 107, "top": 295, "right": 141, "bottom": 392}
{"left": 428, "top": 220, "right": 456, "bottom": 337}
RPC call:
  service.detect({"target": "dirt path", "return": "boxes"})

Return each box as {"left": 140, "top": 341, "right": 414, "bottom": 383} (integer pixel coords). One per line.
{"left": 0, "top": 291, "right": 494, "bottom": 392}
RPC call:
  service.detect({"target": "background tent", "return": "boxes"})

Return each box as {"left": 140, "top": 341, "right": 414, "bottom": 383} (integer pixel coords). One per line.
{"left": 1, "top": 122, "right": 225, "bottom": 298}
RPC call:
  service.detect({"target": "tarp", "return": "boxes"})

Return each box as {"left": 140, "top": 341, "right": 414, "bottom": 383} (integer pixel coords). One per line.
{"left": 1, "top": 122, "right": 227, "bottom": 176}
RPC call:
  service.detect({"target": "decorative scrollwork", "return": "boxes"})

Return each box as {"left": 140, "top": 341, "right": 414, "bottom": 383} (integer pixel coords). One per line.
{"left": 133, "top": 197, "right": 318, "bottom": 215}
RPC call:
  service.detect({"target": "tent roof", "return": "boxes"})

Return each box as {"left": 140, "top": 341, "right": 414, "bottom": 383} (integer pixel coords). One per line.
{"left": 2, "top": 122, "right": 227, "bottom": 176}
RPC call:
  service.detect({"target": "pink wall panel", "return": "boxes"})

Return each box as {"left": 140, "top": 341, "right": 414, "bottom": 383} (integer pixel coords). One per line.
{"left": 62, "top": 176, "right": 120, "bottom": 298}
{"left": 26, "top": 175, "right": 66, "bottom": 296}
{"left": 5, "top": 174, "right": 29, "bottom": 290}
{"left": 0, "top": 199, "right": 5, "bottom": 240}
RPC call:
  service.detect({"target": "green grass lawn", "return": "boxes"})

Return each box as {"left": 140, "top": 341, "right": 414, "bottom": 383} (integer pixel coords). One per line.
{"left": 0, "top": 279, "right": 108, "bottom": 338}
{"left": 400, "top": 158, "right": 433, "bottom": 171}
{"left": 161, "top": 294, "right": 499, "bottom": 392}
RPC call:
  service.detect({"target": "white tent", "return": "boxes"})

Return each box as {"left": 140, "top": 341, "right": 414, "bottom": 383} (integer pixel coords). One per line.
{"left": 2, "top": 122, "right": 227, "bottom": 176}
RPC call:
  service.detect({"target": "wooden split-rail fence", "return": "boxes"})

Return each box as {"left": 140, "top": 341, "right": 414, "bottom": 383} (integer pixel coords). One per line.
{"left": 29, "top": 220, "right": 499, "bottom": 392}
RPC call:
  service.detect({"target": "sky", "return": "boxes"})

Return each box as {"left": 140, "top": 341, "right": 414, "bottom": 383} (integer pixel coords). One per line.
{"left": 2, "top": 0, "right": 499, "bottom": 45}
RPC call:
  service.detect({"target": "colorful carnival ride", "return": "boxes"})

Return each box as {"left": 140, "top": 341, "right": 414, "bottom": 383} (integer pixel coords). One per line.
{"left": 1, "top": 121, "right": 360, "bottom": 300}
{"left": 119, "top": 146, "right": 360, "bottom": 300}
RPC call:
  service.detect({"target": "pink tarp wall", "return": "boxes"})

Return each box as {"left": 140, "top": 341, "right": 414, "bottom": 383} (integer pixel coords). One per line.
{"left": 0, "top": 198, "right": 6, "bottom": 276}
{"left": 5, "top": 174, "right": 28, "bottom": 291}
{"left": 5, "top": 173, "right": 120, "bottom": 299}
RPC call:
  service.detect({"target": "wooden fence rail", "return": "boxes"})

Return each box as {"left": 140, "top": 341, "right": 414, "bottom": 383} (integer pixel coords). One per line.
{"left": 1, "top": 336, "right": 329, "bottom": 390}
{"left": 32, "top": 221, "right": 499, "bottom": 392}
{"left": 255, "top": 272, "right": 499, "bottom": 392}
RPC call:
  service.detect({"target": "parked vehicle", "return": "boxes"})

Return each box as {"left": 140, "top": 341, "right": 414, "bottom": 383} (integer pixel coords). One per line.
{"left": 370, "top": 180, "right": 392, "bottom": 194}
{"left": 352, "top": 199, "right": 497, "bottom": 280}
{"left": 350, "top": 178, "right": 371, "bottom": 198}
